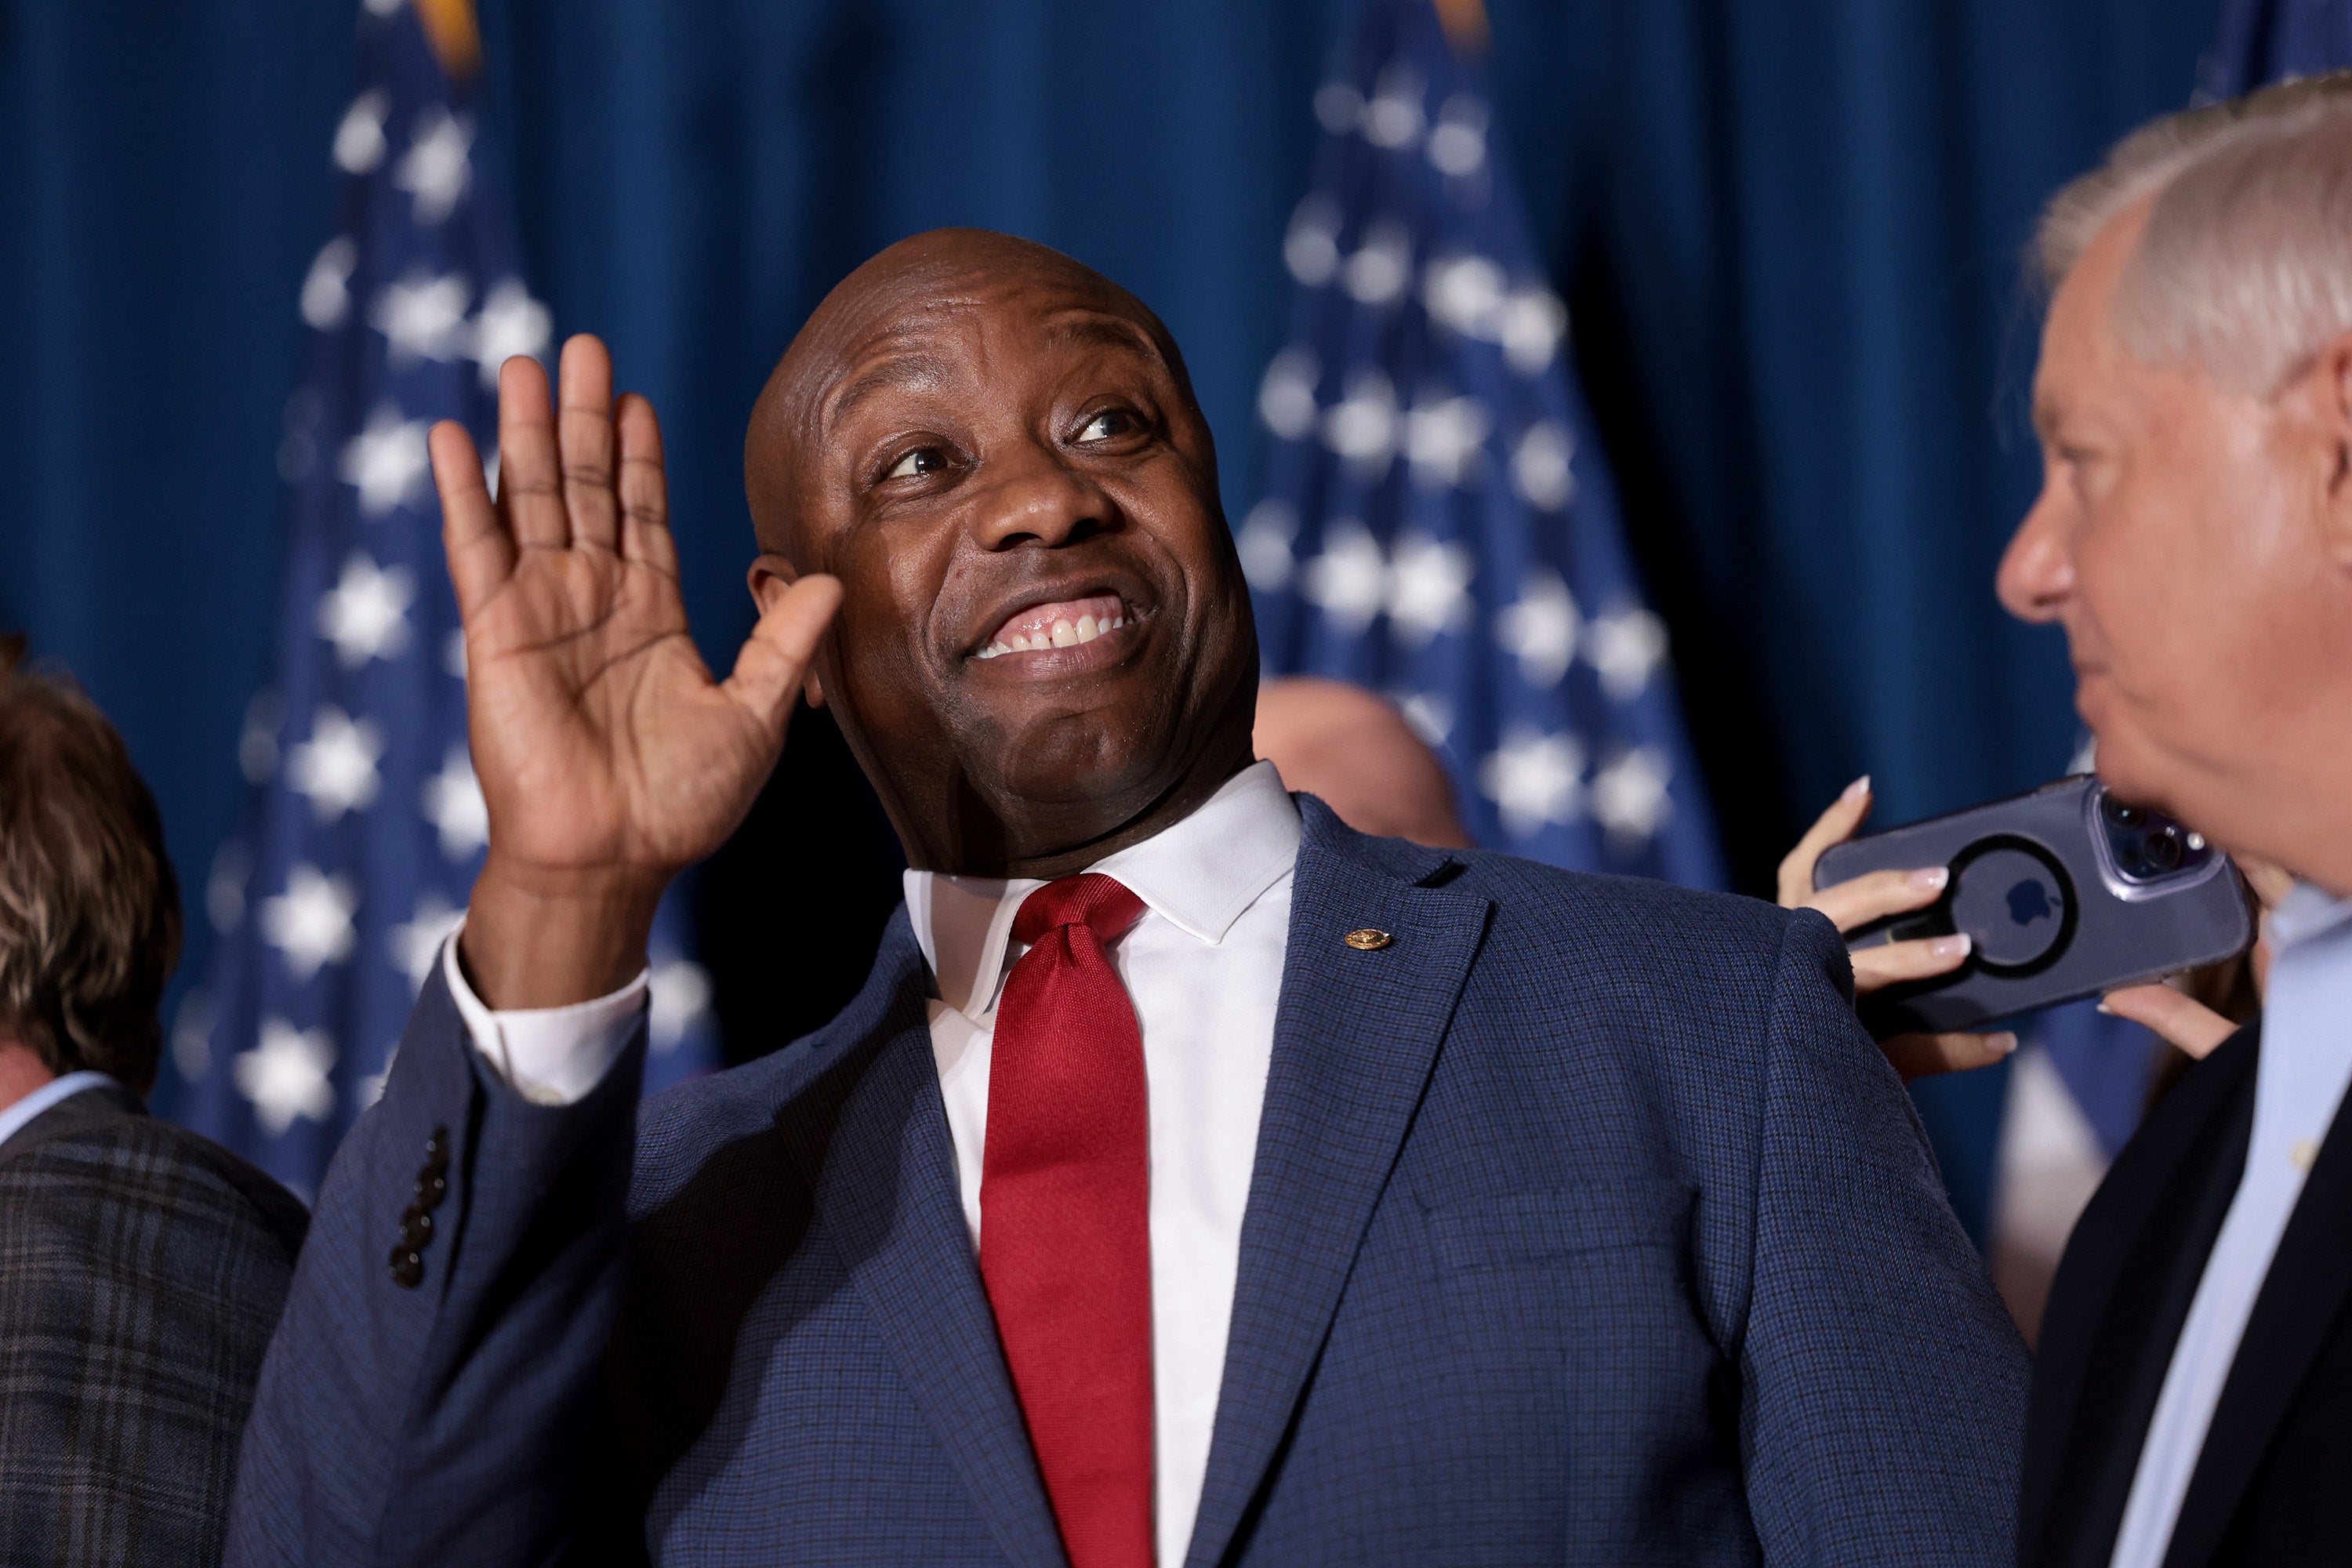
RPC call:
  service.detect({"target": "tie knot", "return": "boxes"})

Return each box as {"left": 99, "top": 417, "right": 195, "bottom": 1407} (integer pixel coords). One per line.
{"left": 1012, "top": 873, "right": 1148, "bottom": 947}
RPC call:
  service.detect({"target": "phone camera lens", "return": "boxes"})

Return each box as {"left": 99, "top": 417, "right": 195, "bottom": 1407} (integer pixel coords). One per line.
{"left": 2142, "top": 829, "right": 2183, "bottom": 873}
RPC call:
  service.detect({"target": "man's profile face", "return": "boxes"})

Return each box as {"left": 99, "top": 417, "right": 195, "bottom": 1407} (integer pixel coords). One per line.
{"left": 1998, "top": 199, "right": 2338, "bottom": 849}
{"left": 746, "top": 234, "right": 1258, "bottom": 872}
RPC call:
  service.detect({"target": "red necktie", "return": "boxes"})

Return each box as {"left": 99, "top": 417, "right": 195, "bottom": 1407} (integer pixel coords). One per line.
{"left": 980, "top": 873, "right": 1155, "bottom": 1568}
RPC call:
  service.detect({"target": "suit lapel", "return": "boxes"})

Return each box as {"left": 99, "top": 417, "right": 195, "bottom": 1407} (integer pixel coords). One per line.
{"left": 2163, "top": 1082, "right": 2352, "bottom": 1568}
{"left": 1184, "top": 804, "right": 1490, "bottom": 1568}
{"left": 775, "top": 925, "right": 1066, "bottom": 1568}
{"left": 2021, "top": 1023, "right": 2259, "bottom": 1568}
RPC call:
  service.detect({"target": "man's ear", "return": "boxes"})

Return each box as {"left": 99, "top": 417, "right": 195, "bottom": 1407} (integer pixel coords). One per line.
{"left": 747, "top": 553, "right": 827, "bottom": 708}
{"left": 2314, "top": 329, "right": 2352, "bottom": 572}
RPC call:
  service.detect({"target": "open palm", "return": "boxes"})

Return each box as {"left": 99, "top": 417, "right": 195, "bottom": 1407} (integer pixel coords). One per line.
{"left": 430, "top": 336, "right": 838, "bottom": 1003}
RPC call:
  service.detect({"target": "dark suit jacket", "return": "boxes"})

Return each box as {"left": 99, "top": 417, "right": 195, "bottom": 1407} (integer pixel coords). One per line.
{"left": 230, "top": 800, "right": 2027, "bottom": 1566}
{"left": 2023, "top": 1018, "right": 2352, "bottom": 1567}
{"left": 0, "top": 1077, "right": 308, "bottom": 1567}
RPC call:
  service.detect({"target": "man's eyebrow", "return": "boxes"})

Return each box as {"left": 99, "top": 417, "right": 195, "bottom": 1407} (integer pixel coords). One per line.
{"left": 823, "top": 352, "right": 956, "bottom": 432}
{"left": 2031, "top": 393, "right": 2063, "bottom": 443}
{"left": 1044, "top": 314, "right": 1162, "bottom": 363}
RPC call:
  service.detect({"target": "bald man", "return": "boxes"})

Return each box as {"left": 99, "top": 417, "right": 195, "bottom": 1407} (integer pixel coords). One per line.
{"left": 228, "top": 231, "right": 2024, "bottom": 1568}
{"left": 1252, "top": 677, "right": 1473, "bottom": 849}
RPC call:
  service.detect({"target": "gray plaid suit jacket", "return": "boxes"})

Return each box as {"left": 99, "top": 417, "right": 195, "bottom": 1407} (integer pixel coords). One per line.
{"left": 230, "top": 799, "right": 2028, "bottom": 1566}
{"left": 0, "top": 1078, "right": 308, "bottom": 1567}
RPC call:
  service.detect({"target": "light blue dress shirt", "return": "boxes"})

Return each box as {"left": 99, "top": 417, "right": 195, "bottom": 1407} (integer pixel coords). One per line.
{"left": 0, "top": 1069, "right": 117, "bottom": 1153}
{"left": 2110, "top": 883, "right": 2352, "bottom": 1568}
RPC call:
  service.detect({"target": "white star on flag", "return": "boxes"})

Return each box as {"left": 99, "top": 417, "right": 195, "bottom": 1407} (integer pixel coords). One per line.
{"left": 1497, "top": 568, "right": 1580, "bottom": 688}
{"left": 1258, "top": 347, "right": 1322, "bottom": 441}
{"left": 393, "top": 105, "right": 473, "bottom": 225}
{"left": 332, "top": 90, "right": 389, "bottom": 175}
{"left": 468, "top": 278, "right": 552, "bottom": 387}
{"left": 1321, "top": 369, "right": 1399, "bottom": 473}
{"left": 1235, "top": 500, "right": 1298, "bottom": 593}
{"left": 301, "top": 237, "right": 358, "bottom": 330}
{"left": 1393, "top": 689, "right": 1455, "bottom": 747}
{"left": 1385, "top": 532, "right": 1475, "bottom": 646}
{"left": 1422, "top": 254, "right": 1505, "bottom": 339}
{"left": 1499, "top": 286, "right": 1569, "bottom": 376}
{"left": 356, "top": 1047, "right": 397, "bottom": 1112}
{"left": 1512, "top": 422, "right": 1576, "bottom": 512}
{"left": 1403, "top": 394, "right": 1489, "bottom": 488}
{"left": 339, "top": 404, "right": 432, "bottom": 518}
{"left": 172, "top": 991, "right": 213, "bottom": 1083}
{"left": 1479, "top": 728, "right": 1585, "bottom": 839}
{"left": 207, "top": 841, "right": 249, "bottom": 936}
{"left": 1592, "top": 747, "right": 1674, "bottom": 842}
{"left": 238, "top": 691, "right": 281, "bottom": 785}
{"left": 1284, "top": 194, "right": 1343, "bottom": 288}
{"left": 1301, "top": 521, "right": 1389, "bottom": 633}
{"left": 650, "top": 960, "right": 714, "bottom": 1056}
{"left": 1587, "top": 606, "right": 1669, "bottom": 701}
{"left": 390, "top": 894, "right": 463, "bottom": 995}
{"left": 1362, "top": 65, "right": 1426, "bottom": 149}
{"left": 316, "top": 553, "right": 414, "bottom": 667}
{"left": 372, "top": 270, "right": 473, "bottom": 363}
{"left": 234, "top": 1019, "right": 339, "bottom": 1136}
{"left": 1341, "top": 219, "right": 1414, "bottom": 306}
{"left": 422, "top": 745, "right": 489, "bottom": 859}
{"left": 288, "top": 706, "right": 385, "bottom": 822}
{"left": 1428, "top": 95, "right": 1488, "bottom": 177}
{"left": 259, "top": 865, "right": 358, "bottom": 980}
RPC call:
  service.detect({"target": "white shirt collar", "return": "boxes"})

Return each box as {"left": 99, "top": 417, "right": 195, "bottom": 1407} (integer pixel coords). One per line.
{"left": 0, "top": 1069, "right": 119, "bottom": 1153}
{"left": 2265, "top": 880, "right": 2352, "bottom": 952}
{"left": 904, "top": 760, "right": 1302, "bottom": 1019}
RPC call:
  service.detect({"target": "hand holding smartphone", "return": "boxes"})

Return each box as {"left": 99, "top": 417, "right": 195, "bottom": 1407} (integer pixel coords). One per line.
{"left": 1811, "top": 775, "right": 2255, "bottom": 1037}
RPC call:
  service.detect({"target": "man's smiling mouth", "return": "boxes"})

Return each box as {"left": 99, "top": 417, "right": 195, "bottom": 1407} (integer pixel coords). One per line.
{"left": 972, "top": 592, "right": 1138, "bottom": 659}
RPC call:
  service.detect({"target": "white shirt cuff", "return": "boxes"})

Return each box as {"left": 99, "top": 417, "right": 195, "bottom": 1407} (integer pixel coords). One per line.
{"left": 441, "top": 920, "right": 650, "bottom": 1106}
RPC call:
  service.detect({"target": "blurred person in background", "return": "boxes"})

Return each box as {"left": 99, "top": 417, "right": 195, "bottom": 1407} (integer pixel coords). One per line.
{"left": 0, "top": 636, "right": 309, "bottom": 1566}
{"left": 1251, "top": 677, "right": 1472, "bottom": 849}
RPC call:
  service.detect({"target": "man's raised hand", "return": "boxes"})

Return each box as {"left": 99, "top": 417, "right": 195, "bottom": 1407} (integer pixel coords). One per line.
{"left": 431, "top": 336, "right": 840, "bottom": 1008}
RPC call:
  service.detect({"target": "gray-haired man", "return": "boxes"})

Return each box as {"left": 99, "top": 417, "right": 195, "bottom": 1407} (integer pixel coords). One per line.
{"left": 2003, "top": 74, "right": 2352, "bottom": 1568}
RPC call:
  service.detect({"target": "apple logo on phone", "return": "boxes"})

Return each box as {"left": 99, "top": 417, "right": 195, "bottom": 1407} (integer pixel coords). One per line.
{"left": 2008, "top": 879, "right": 2056, "bottom": 927}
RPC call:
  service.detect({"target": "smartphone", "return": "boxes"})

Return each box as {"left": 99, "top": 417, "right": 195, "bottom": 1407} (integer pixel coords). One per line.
{"left": 1812, "top": 775, "right": 2255, "bottom": 1036}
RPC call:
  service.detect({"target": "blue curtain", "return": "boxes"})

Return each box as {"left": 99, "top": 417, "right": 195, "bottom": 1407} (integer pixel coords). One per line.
{"left": 0, "top": 0, "right": 2219, "bottom": 1236}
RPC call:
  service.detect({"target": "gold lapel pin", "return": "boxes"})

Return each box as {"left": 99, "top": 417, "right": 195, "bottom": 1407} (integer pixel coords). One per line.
{"left": 1344, "top": 927, "right": 1393, "bottom": 951}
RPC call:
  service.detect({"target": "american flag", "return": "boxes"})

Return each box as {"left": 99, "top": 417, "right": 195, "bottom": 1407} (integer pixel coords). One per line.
{"left": 1244, "top": 0, "right": 1724, "bottom": 888}
{"left": 161, "top": 0, "right": 717, "bottom": 1196}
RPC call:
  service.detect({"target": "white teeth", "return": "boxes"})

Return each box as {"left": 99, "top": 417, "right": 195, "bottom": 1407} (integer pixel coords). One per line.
{"left": 974, "top": 605, "right": 1133, "bottom": 659}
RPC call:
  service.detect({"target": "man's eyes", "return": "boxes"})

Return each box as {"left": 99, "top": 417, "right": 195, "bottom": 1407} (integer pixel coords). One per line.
{"left": 884, "top": 445, "right": 949, "bottom": 481}
{"left": 1076, "top": 408, "right": 1142, "bottom": 445}
{"left": 875, "top": 411, "right": 1141, "bottom": 482}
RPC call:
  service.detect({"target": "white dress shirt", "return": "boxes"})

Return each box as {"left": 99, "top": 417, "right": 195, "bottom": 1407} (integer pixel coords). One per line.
{"left": 445, "top": 760, "right": 1302, "bottom": 1567}
{"left": 0, "top": 1069, "right": 117, "bottom": 1152}
{"left": 2110, "top": 883, "right": 2352, "bottom": 1568}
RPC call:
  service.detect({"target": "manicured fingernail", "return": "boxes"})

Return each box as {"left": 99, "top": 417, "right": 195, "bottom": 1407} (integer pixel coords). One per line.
{"left": 1989, "top": 1032, "right": 2018, "bottom": 1054}
{"left": 1842, "top": 775, "right": 1871, "bottom": 801}
{"left": 1929, "top": 933, "right": 1972, "bottom": 960}
{"left": 1909, "top": 866, "right": 1949, "bottom": 892}
{"left": 2096, "top": 998, "right": 2114, "bottom": 1015}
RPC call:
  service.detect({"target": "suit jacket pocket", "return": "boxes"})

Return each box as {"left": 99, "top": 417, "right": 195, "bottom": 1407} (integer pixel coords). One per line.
{"left": 1425, "top": 1177, "right": 1696, "bottom": 1273}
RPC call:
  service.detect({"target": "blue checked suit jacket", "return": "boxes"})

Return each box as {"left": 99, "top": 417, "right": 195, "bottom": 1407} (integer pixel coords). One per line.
{"left": 227, "top": 799, "right": 2027, "bottom": 1566}
{"left": 1, "top": 1078, "right": 309, "bottom": 1567}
